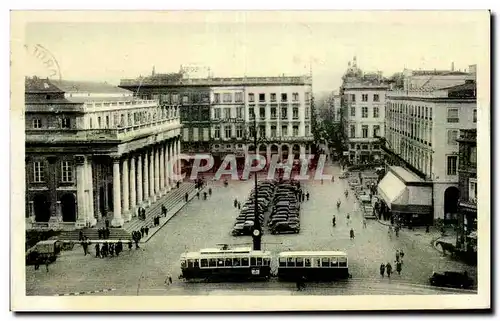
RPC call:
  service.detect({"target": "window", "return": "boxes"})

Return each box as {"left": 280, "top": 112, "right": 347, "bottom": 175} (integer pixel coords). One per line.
{"left": 321, "top": 257, "right": 330, "bottom": 267}
{"left": 350, "top": 143, "right": 355, "bottom": 149}
{"left": 97, "top": 116, "right": 101, "bottom": 128}
{"left": 249, "top": 108, "right": 255, "bottom": 119}
{"left": 241, "top": 258, "right": 249, "bottom": 266}
{"left": 473, "top": 109, "right": 477, "bottom": 123}
{"left": 271, "top": 126, "right": 277, "bottom": 137}
{"left": 429, "top": 107, "right": 433, "bottom": 119}
{"left": 305, "top": 125, "right": 310, "bottom": 135}
{"left": 287, "top": 257, "right": 295, "bottom": 267}
{"left": 33, "top": 161, "right": 45, "bottom": 182}
{"left": 256, "top": 257, "right": 263, "bottom": 266}
{"left": 271, "top": 107, "right": 277, "bottom": 119}
{"left": 214, "top": 108, "right": 221, "bottom": 119}
{"left": 182, "top": 95, "right": 189, "bottom": 104}
{"left": 305, "top": 258, "right": 311, "bottom": 267}
{"left": 106, "top": 116, "right": 110, "bottom": 128}
{"left": 296, "top": 257, "right": 304, "bottom": 267}
{"left": 225, "top": 258, "right": 233, "bottom": 267}
{"left": 447, "top": 108, "right": 459, "bottom": 123}
{"left": 330, "top": 258, "right": 338, "bottom": 267}
{"left": 361, "top": 144, "right": 368, "bottom": 150}
{"left": 235, "top": 92, "right": 243, "bottom": 103}
{"left": 259, "top": 93, "right": 265, "bottom": 102}
{"left": 200, "top": 259, "right": 208, "bottom": 267}
{"left": 172, "top": 93, "right": 179, "bottom": 104}
{"left": 259, "top": 107, "right": 266, "bottom": 119}
{"left": 373, "top": 107, "right": 379, "bottom": 118}
{"left": 362, "top": 107, "right": 368, "bottom": 118}
{"left": 214, "top": 93, "right": 220, "bottom": 103}
{"left": 259, "top": 126, "right": 266, "bottom": 138}
{"left": 305, "top": 92, "right": 311, "bottom": 102}
{"left": 281, "top": 93, "right": 288, "bottom": 102}
{"left": 89, "top": 117, "right": 93, "bottom": 129}
{"left": 292, "top": 93, "right": 299, "bottom": 101}
{"left": 469, "top": 178, "right": 477, "bottom": 202}
{"left": 224, "top": 108, "right": 231, "bottom": 119}
{"left": 470, "top": 146, "right": 477, "bottom": 165}
{"left": 305, "top": 107, "right": 310, "bottom": 119}
{"left": 356, "top": 144, "right": 360, "bottom": 150}
{"left": 281, "top": 107, "right": 288, "bottom": 119}
{"left": 447, "top": 155, "right": 458, "bottom": 175}
{"left": 350, "top": 125, "right": 356, "bottom": 138}
{"left": 225, "top": 126, "right": 232, "bottom": 139}
{"left": 293, "top": 107, "right": 299, "bottom": 119}
{"left": 270, "top": 93, "right": 277, "bottom": 102}
{"left": 362, "top": 125, "right": 368, "bottom": 138}
{"left": 373, "top": 94, "right": 379, "bottom": 102}
{"left": 350, "top": 94, "right": 356, "bottom": 102}
{"left": 279, "top": 258, "right": 286, "bottom": 267}
{"left": 362, "top": 94, "right": 368, "bottom": 102}
{"left": 282, "top": 125, "right": 288, "bottom": 137}
{"left": 32, "top": 118, "right": 42, "bottom": 129}
{"left": 293, "top": 126, "right": 299, "bottom": 136}
{"left": 233, "top": 258, "right": 241, "bottom": 266}
{"left": 373, "top": 125, "right": 380, "bottom": 138}
{"left": 61, "top": 117, "right": 71, "bottom": 129}
{"left": 447, "top": 129, "right": 458, "bottom": 145}
{"left": 237, "top": 107, "right": 244, "bottom": 119}
{"left": 223, "top": 93, "right": 232, "bottom": 103}
{"left": 350, "top": 107, "right": 356, "bottom": 117}
{"left": 61, "top": 161, "right": 73, "bottom": 182}
{"left": 214, "top": 126, "right": 220, "bottom": 139}
{"left": 248, "top": 93, "right": 255, "bottom": 102}
{"left": 236, "top": 126, "right": 243, "bottom": 139}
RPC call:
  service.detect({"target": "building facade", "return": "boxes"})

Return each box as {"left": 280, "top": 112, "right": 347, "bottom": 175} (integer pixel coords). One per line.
{"left": 25, "top": 77, "right": 182, "bottom": 230}
{"left": 381, "top": 69, "right": 477, "bottom": 223}
{"left": 340, "top": 57, "right": 388, "bottom": 164}
{"left": 456, "top": 129, "right": 477, "bottom": 254}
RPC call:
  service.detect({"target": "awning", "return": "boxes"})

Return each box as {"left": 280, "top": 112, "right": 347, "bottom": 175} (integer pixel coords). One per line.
{"left": 377, "top": 172, "right": 407, "bottom": 209}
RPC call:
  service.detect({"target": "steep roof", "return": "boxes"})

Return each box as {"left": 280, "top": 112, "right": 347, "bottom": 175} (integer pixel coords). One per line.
{"left": 25, "top": 77, "right": 63, "bottom": 93}
{"left": 50, "top": 79, "right": 132, "bottom": 94}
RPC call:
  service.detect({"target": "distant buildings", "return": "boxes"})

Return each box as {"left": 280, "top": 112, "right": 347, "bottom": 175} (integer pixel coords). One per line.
{"left": 25, "top": 77, "right": 182, "bottom": 230}
{"left": 120, "top": 70, "right": 314, "bottom": 171}
{"left": 380, "top": 65, "right": 477, "bottom": 224}
{"left": 340, "top": 57, "right": 389, "bottom": 164}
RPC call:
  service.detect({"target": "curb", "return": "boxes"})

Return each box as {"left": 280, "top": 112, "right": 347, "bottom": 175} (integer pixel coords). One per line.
{"left": 54, "top": 288, "right": 115, "bottom": 296}
{"left": 141, "top": 187, "right": 203, "bottom": 244}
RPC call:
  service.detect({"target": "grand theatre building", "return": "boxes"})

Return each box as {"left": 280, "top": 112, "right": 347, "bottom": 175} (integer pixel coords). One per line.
{"left": 25, "top": 77, "right": 182, "bottom": 230}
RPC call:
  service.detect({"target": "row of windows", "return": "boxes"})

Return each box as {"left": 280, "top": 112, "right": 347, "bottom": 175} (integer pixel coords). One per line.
{"left": 185, "top": 257, "right": 272, "bottom": 268}
{"left": 32, "top": 117, "right": 71, "bottom": 129}
{"left": 32, "top": 161, "right": 73, "bottom": 183}
{"left": 213, "top": 107, "right": 245, "bottom": 119}
{"left": 387, "top": 137, "right": 433, "bottom": 175}
{"left": 248, "top": 92, "right": 308, "bottom": 103}
{"left": 249, "top": 107, "right": 310, "bottom": 120}
{"left": 213, "top": 125, "right": 307, "bottom": 139}
{"left": 388, "top": 103, "right": 433, "bottom": 120}
{"left": 349, "top": 93, "right": 381, "bottom": 102}
{"left": 349, "top": 143, "right": 380, "bottom": 150}
{"left": 350, "top": 106, "right": 380, "bottom": 118}
{"left": 278, "top": 257, "right": 348, "bottom": 268}
{"left": 213, "top": 92, "right": 244, "bottom": 103}
{"left": 349, "top": 124, "right": 381, "bottom": 138}
{"left": 387, "top": 120, "right": 432, "bottom": 146}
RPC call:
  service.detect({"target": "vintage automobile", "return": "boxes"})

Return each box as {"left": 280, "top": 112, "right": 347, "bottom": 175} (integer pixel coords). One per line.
{"left": 26, "top": 239, "right": 61, "bottom": 266}
{"left": 429, "top": 271, "right": 474, "bottom": 289}
{"left": 271, "top": 222, "right": 300, "bottom": 234}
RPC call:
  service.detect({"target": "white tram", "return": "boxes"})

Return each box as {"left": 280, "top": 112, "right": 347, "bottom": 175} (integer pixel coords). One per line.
{"left": 277, "top": 251, "right": 349, "bottom": 280}
{"left": 180, "top": 247, "right": 273, "bottom": 280}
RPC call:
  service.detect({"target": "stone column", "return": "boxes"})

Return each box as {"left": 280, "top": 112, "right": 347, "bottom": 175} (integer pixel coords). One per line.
{"left": 143, "top": 151, "right": 150, "bottom": 206}
{"left": 111, "top": 157, "right": 124, "bottom": 227}
{"left": 168, "top": 141, "right": 173, "bottom": 186}
{"left": 129, "top": 155, "right": 137, "bottom": 216}
{"left": 155, "top": 146, "right": 160, "bottom": 196}
{"left": 86, "top": 157, "right": 96, "bottom": 227}
{"left": 176, "top": 139, "right": 181, "bottom": 182}
{"left": 122, "top": 157, "right": 131, "bottom": 222}
{"left": 159, "top": 145, "right": 165, "bottom": 194}
{"left": 136, "top": 154, "right": 143, "bottom": 210}
{"left": 75, "top": 155, "right": 87, "bottom": 227}
{"left": 164, "top": 142, "right": 170, "bottom": 191}
{"left": 149, "top": 148, "right": 155, "bottom": 202}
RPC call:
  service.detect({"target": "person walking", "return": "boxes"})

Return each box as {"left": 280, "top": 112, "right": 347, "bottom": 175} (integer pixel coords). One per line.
{"left": 349, "top": 228, "right": 355, "bottom": 240}
{"left": 196, "top": 190, "right": 200, "bottom": 199}
{"left": 396, "top": 261, "right": 402, "bottom": 275}
{"left": 208, "top": 188, "right": 212, "bottom": 197}
{"left": 145, "top": 226, "right": 149, "bottom": 237}
{"left": 363, "top": 219, "right": 367, "bottom": 228}
{"left": 399, "top": 249, "right": 405, "bottom": 260}
{"left": 81, "top": 238, "right": 89, "bottom": 256}
{"left": 396, "top": 250, "right": 400, "bottom": 263}
{"left": 379, "top": 263, "right": 386, "bottom": 277}
{"left": 95, "top": 243, "right": 101, "bottom": 258}
{"left": 234, "top": 199, "right": 238, "bottom": 208}
{"left": 185, "top": 192, "right": 189, "bottom": 202}
{"left": 306, "top": 192, "right": 310, "bottom": 201}
{"left": 386, "top": 262, "right": 392, "bottom": 278}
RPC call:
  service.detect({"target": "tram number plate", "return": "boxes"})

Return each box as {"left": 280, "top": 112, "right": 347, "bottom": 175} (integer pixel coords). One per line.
{"left": 251, "top": 268, "right": 260, "bottom": 275}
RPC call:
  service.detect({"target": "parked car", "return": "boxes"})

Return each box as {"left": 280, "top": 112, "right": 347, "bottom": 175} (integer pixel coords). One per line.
{"left": 429, "top": 271, "right": 474, "bottom": 289}
{"left": 271, "top": 222, "right": 300, "bottom": 234}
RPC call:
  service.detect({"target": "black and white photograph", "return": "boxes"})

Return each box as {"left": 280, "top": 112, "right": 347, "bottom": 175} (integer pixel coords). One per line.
{"left": 10, "top": 10, "right": 491, "bottom": 311}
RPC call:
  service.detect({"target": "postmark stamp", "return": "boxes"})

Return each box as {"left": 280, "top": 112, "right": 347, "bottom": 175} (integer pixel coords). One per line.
{"left": 24, "top": 43, "right": 61, "bottom": 80}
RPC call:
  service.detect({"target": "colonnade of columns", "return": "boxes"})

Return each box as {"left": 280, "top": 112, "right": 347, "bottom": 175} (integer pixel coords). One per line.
{"left": 110, "top": 138, "right": 181, "bottom": 227}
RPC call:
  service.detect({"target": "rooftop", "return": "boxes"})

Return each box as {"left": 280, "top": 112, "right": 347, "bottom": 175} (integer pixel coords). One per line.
{"left": 390, "top": 166, "right": 425, "bottom": 183}
{"left": 25, "top": 77, "right": 64, "bottom": 93}
{"left": 50, "top": 79, "right": 132, "bottom": 94}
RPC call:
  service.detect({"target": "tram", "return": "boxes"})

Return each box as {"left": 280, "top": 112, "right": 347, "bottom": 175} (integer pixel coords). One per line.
{"left": 180, "top": 247, "right": 273, "bottom": 280}
{"left": 277, "top": 251, "right": 349, "bottom": 281}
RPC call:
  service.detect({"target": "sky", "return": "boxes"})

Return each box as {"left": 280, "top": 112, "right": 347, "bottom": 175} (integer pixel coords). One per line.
{"left": 20, "top": 11, "right": 488, "bottom": 93}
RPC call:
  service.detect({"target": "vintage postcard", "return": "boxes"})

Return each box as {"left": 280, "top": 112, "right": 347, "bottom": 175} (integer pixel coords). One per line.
{"left": 10, "top": 10, "right": 491, "bottom": 311}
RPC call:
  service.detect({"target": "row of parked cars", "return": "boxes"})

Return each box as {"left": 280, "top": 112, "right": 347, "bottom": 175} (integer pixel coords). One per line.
{"left": 268, "top": 181, "right": 301, "bottom": 234}
{"left": 232, "top": 181, "right": 276, "bottom": 236}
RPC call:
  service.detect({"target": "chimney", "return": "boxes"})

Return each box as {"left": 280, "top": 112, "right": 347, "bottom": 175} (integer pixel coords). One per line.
{"left": 451, "top": 62, "right": 455, "bottom": 71}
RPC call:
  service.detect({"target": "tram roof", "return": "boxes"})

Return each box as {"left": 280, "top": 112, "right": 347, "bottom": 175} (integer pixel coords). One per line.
{"left": 278, "top": 251, "right": 348, "bottom": 257}
{"left": 181, "top": 248, "right": 272, "bottom": 258}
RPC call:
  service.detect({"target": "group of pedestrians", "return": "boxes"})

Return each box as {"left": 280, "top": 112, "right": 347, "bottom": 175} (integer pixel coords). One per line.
{"left": 379, "top": 249, "right": 405, "bottom": 277}
{"left": 137, "top": 206, "right": 147, "bottom": 220}
{"left": 233, "top": 199, "right": 241, "bottom": 210}
{"left": 94, "top": 240, "right": 124, "bottom": 258}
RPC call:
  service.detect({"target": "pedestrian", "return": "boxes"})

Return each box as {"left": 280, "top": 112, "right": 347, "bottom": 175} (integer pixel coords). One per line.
{"left": 106, "top": 227, "right": 110, "bottom": 239}
{"left": 176, "top": 181, "right": 180, "bottom": 189}
{"left": 400, "top": 250, "right": 405, "bottom": 260}
{"left": 140, "top": 227, "right": 145, "bottom": 238}
{"left": 162, "top": 205, "right": 167, "bottom": 217}
{"left": 97, "top": 228, "right": 102, "bottom": 239}
{"left": 81, "top": 238, "right": 89, "bottom": 256}
{"left": 386, "top": 262, "right": 392, "bottom": 278}
{"left": 396, "top": 261, "right": 402, "bottom": 275}
{"left": 350, "top": 228, "right": 355, "bottom": 240}
{"left": 185, "top": 192, "right": 189, "bottom": 202}
{"left": 208, "top": 188, "right": 212, "bottom": 197}
{"left": 196, "top": 191, "right": 200, "bottom": 199}
{"left": 237, "top": 202, "right": 241, "bottom": 210}
{"left": 79, "top": 230, "right": 84, "bottom": 242}
{"left": 145, "top": 226, "right": 149, "bottom": 236}
{"left": 101, "top": 243, "right": 108, "bottom": 257}
{"left": 363, "top": 219, "right": 367, "bottom": 228}
{"left": 45, "top": 258, "right": 50, "bottom": 273}
{"left": 95, "top": 243, "right": 100, "bottom": 258}
{"left": 203, "top": 191, "right": 207, "bottom": 200}
{"left": 396, "top": 250, "right": 400, "bottom": 262}
{"left": 379, "top": 263, "right": 385, "bottom": 277}
{"left": 105, "top": 219, "right": 110, "bottom": 229}
{"left": 321, "top": 179, "right": 324, "bottom": 185}
{"left": 109, "top": 243, "right": 115, "bottom": 257}
{"left": 116, "top": 240, "right": 123, "bottom": 256}
{"left": 234, "top": 199, "right": 238, "bottom": 208}
{"left": 306, "top": 192, "right": 310, "bottom": 201}
{"left": 168, "top": 274, "right": 173, "bottom": 285}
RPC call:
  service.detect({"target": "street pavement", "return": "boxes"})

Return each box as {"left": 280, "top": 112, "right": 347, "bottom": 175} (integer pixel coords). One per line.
{"left": 26, "top": 164, "right": 477, "bottom": 296}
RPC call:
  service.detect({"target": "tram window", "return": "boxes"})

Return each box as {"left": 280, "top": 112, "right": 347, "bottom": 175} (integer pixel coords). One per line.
{"left": 304, "top": 258, "right": 311, "bottom": 267}
{"left": 321, "top": 258, "right": 330, "bottom": 267}
{"left": 330, "top": 258, "right": 338, "bottom": 267}
{"left": 209, "top": 258, "right": 217, "bottom": 267}
{"left": 287, "top": 258, "right": 295, "bottom": 267}
{"left": 263, "top": 258, "right": 271, "bottom": 266}
{"left": 316, "top": 259, "right": 321, "bottom": 267}
{"left": 279, "top": 258, "right": 286, "bottom": 267}
{"left": 250, "top": 257, "right": 257, "bottom": 266}
{"left": 181, "top": 260, "right": 186, "bottom": 268}
{"left": 201, "top": 259, "right": 208, "bottom": 267}
{"left": 241, "top": 258, "right": 249, "bottom": 266}
{"left": 187, "top": 259, "right": 194, "bottom": 268}
{"left": 225, "top": 258, "right": 233, "bottom": 267}
{"left": 194, "top": 260, "right": 199, "bottom": 268}
{"left": 296, "top": 258, "right": 304, "bottom": 267}
{"left": 233, "top": 258, "right": 241, "bottom": 266}
{"left": 339, "top": 258, "right": 347, "bottom": 267}
{"left": 217, "top": 259, "right": 224, "bottom": 267}
{"left": 256, "top": 257, "right": 263, "bottom": 266}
